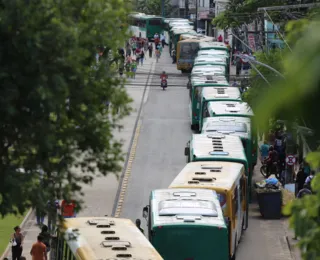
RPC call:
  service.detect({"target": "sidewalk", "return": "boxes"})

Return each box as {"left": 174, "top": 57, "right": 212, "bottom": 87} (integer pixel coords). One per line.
{"left": 1, "top": 55, "right": 156, "bottom": 260}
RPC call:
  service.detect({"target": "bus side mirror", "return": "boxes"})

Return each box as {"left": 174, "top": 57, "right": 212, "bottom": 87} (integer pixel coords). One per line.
{"left": 143, "top": 206, "right": 149, "bottom": 219}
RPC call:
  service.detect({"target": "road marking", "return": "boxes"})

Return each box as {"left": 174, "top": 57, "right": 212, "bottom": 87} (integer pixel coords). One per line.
{"left": 114, "top": 120, "right": 142, "bottom": 217}
{"left": 112, "top": 61, "right": 155, "bottom": 218}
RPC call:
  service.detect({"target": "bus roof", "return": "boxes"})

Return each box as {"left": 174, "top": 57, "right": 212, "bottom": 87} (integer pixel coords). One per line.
{"left": 202, "top": 87, "right": 242, "bottom": 101}
{"left": 201, "top": 117, "right": 251, "bottom": 139}
{"left": 172, "top": 28, "right": 196, "bottom": 35}
{"left": 199, "top": 41, "right": 228, "bottom": 50}
{"left": 129, "top": 13, "right": 163, "bottom": 19}
{"left": 191, "top": 75, "right": 229, "bottom": 86}
{"left": 62, "top": 217, "right": 163, "bottom": 259}
{"left": 169, "top": 161, "right": 245, "bottom": 191}
{"left": 207, "top": 101, "right": 254, "bottom": 117}
{"left": 150, "top": 189, "right": 226, "bottom": 227}
{"left": 190, "top": 134, "right": 247, "bottom": 164}
{"left": 197, "top": 49, "right": 230, "bottom": 57}
{"left": 194, "top": 56, "right": 227, "bottom": 66}
{"left": 191, "top": 65, "right": 226, "bottom": 77}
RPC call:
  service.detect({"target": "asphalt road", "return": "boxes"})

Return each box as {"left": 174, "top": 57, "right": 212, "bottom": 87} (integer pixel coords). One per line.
{"left": 120, "top": 49, "right": 294, "bottom": 260}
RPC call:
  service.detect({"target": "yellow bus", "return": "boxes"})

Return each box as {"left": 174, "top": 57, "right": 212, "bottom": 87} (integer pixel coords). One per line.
{"left": 54, "top": 217, "right": 163, "bottom": 260}
{"left": 169, "top": 161, "right": 248, "bottom": 260}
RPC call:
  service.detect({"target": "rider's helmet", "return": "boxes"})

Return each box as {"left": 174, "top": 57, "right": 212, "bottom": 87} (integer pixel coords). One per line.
{"left": 162, "top": 71, "right": 166, "bottom": 74}
{"left": 269, "top": 146, "right": 274, "bottom": 151}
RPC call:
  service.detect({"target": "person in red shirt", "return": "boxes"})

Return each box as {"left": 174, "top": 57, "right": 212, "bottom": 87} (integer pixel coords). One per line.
{"left": 61, "top": 200, "right": 77, "bottom": 218}
{"left": 160, "top": 71, "right": 168, "bottom": 81}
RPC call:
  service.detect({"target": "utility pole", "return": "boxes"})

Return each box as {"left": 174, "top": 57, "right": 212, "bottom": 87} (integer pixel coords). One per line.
{"left": 185, "top": 0, "right": 189, "bottom": 19}
{"left": 161, "top": 0, "right": 165, "bottom": 17}
{"left": 195, "top": 0, "right": 198, "bottom": 31}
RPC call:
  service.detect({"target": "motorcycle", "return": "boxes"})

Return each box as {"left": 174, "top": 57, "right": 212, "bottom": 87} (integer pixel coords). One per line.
{"left": 161, "top": 79, "right": 167, "bottom": 90}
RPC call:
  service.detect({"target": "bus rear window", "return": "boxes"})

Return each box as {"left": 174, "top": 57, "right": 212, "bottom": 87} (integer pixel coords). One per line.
{"left": 149, "top": 19, "right": 162, "bottom": 25}
{"left": 241, "top": 139, "right": 247, "bottom": 149}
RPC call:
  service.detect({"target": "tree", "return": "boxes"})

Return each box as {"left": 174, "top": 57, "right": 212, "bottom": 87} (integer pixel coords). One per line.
{"left": 212, "top": 0, "right": 315, "bottom": 30}
{"left": 137, "top": 0, "right": 172, "bottom": 16}
{"left": 0, "top": 0, "right": 132, "bottom": 216}
{"left": 252, "top": 17, "right": 320, "bottom": 259}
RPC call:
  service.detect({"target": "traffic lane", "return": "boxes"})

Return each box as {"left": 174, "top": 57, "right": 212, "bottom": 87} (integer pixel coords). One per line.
{"left": 237, "top": 164, "right": 292, "bottom": 260}
{"left": 78, "top": 86, "right": 144, "bottom": 217}
{"left": 120, "top": 81, "right": 190, "bottom": 225}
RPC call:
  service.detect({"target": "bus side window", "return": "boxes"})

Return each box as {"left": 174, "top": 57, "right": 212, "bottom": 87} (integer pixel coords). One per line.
{"left": 204, "top": 103, "right": 210, "bottom": 118}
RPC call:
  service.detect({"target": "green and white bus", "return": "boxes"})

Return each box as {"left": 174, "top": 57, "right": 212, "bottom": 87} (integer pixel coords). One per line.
{"left": 191, "top": 64, "right": 226, "bottom": 78}
{"left": 184, "top": 134, "right": 252, "bottom": 195}
{"left": 129, "top": 13, "right": 164, "bottom": 40}
{"left": 201, "top": 116, "right": 258, "bottom": 175}
{"left": 169, "top": 28, "right": 196, "bottom": 54}
{"left": 199, "top": 100, "right": 254, "bottom": 132}
{"left": 169, "top": 161, "right": 249, "bottom": 259}
{"left": 196, "top": 50, "right": 230, "bottom": 77}
{"left": 189, "top": 76, "right": 229, "bottom": 130}
{"left": 142, "top": 189, "right": 229, "bottom": 260}
{"left": 164, "top": 19, "right": 193, "bottom": 45}
{"left": 199, "top": 41, "right": 229, "bottom": 52}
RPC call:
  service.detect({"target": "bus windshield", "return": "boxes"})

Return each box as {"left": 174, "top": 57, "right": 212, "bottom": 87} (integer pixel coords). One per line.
{"left": 149, "top": 19, "right": 162, "bottom": 25}
{"left": 180, "top": 42, "right": 199, "bottom": 59}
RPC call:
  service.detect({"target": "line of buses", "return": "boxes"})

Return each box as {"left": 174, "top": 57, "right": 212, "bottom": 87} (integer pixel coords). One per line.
{"left": 53, "top": 16, "right": 258, "bottom": 260}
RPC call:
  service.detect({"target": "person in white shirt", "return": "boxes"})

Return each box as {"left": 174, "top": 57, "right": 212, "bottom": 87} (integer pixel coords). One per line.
{"left": 160, "top": 33, "right": 166, "bottom": 48}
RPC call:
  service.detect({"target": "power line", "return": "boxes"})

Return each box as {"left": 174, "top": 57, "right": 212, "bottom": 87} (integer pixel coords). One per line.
{"left": 257, "top": 3, "right": 320, "bottom": 11}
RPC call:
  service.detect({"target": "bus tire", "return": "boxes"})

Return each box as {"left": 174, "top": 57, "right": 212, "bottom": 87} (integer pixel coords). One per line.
{"left": 191, "top": 124, "right": 199, "bottom": 132}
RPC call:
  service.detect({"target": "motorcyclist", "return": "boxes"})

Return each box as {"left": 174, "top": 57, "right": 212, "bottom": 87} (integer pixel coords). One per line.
{"left": 265, "top": 146, "right": 278, "bottom": 175}
{"left": 160, "top": 71, "right": 168, "bottom": 81}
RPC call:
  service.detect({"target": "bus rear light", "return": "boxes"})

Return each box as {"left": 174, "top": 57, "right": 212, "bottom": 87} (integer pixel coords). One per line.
{"left": 158, "top": 226, "right": 163, "bottom": 229}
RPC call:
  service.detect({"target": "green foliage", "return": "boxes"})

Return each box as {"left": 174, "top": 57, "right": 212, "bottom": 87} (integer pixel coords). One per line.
{"left": 253, "top": 17, "right": 320, "bottom": 259}
{"left": 243, "top": 49, "right": 284, "bottom": 107}
{"left": 212, "top": 0, "right": 286, "bottom": 29}
{"left": 0, "top": 0, "right": 132, "bottom": 216}
{"left": 137, "top": 0, "right": 172, "bottom": 16}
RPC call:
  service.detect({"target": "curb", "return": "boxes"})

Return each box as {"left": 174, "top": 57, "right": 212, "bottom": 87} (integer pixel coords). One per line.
{"left": 0, "top": 208, "right": 33, "bottom": 259}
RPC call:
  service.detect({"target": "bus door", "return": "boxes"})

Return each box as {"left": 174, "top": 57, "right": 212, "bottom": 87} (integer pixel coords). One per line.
{"left": 240, "top": 175, "right": 248, "bottom": 230}
{"left": 232, "top": 186, "right": 240, "bottom": 250}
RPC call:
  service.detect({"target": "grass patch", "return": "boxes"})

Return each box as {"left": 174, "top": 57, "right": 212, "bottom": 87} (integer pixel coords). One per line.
{"left": 0, "top": 213, "right": 26, "bottom": 256}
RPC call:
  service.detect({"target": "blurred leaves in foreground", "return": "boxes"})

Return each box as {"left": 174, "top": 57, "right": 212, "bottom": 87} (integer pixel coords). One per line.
{"left": 252, "top": 16, "right": 320, "bottom": 259}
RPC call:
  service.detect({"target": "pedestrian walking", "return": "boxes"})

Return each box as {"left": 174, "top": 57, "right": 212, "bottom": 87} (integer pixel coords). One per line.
{"left": 171, "top": 49, "right": 176, "bottom": 64}
{"left": 35, "top": 206, "right": 46, "bottom": 226}
{"left": 131, "top": 40, "right": 137, "bottom": 56}
{"left": 11, "top": 226, "right": 24, "bottom": 260}
{"left": 131, "top": 59, "right": 137, "bottom": 78}
{"left": 160, "top": 33, "right": 166, "bottom": 48}
{"left": 259, "top": 140, "right": 270, "bottom": 162}
{"left": 148, "top": 43, "right": 153, "bottom": 58}
{"left": 47, "top": 199, "right": 60, "bottom": 234}
{"left": 30, "top": 236, "right": 47, "bottom": 260}
{"left": 140, "top": 50, "right": 145, "bottom": 66}
{"left": 39, "top": 225, "right": 52, "bottom": 255}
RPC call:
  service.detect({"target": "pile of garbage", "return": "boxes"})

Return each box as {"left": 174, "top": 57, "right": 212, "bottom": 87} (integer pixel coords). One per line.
{"left": 255, "top": 175, "right": 296, "bottom": 206}
{"left": 255, "top": 175, "right": 281, "bottom": 193}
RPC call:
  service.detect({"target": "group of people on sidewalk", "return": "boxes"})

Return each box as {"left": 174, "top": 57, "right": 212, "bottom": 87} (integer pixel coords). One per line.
{"left": 259, "top": 129, "right": 315, "bottom": 196}
{"left": 8, "top": 199, "right": 77, "bottom": 260}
